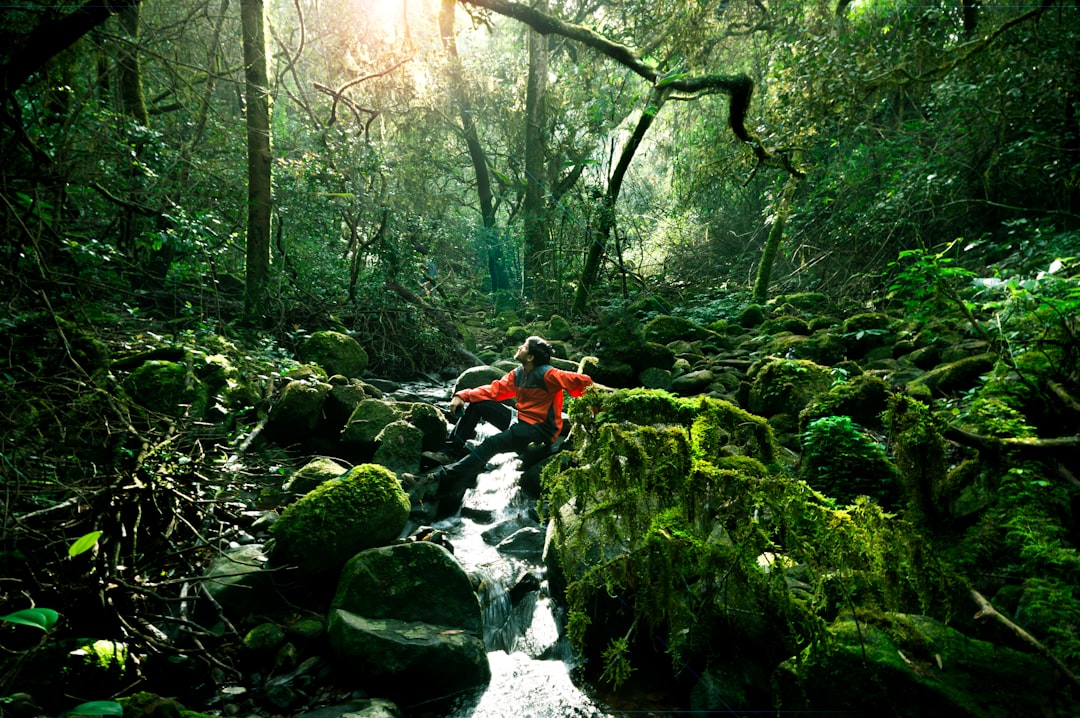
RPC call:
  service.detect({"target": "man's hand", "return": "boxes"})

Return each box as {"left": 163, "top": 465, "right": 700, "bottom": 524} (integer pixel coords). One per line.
{"left": 449, "top": 395, "right": 465, "bottom": 415}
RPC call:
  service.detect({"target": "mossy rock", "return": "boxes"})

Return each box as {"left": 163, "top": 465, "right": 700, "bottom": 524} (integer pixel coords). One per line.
{"left": 799, "top": 373, "right": 891, "bottom": 433}
{"left": 453, "top": 365, "right": 506, "bottom": 394}
{"left": 546, "top": 315, "right": 573, "bottom": 341}
{"left": 747, "top": 359, "right": 832, "bottom": 418}
{"left": 57, "top": 318, "right": 111, "bottom": 374}
{"left": 282, "top": 456, "right": 350, "bottom": 496}
{"left": 505, "top": 325, "right": 529, "bottom": 343}
{"left": 300, "top": 330, "right": 368, "bottom": 378}
{"left": 340, "top": 399, "right": 400, "bottom": 448}
{"left": 372, "top": 420, "right": 424, "bottom": 475}
{"left": 908, "top": 353, "right": 996, "bottom": 397}
{"left": 635, "top": 341, "right": 676, "bottom": 372}
{"left": 774, "top": 612, "right": 1057, "bottom": 717}
{"left": 124, "top": 360, "right": 209, "bottom": 419}
{"left": 394, "top": 401, "right": 447, "bottom": 452}
{"left": 639, "top": 367, "right": 673, "bottom": 390}
{"left": 269, "top": 464, "right": 410, "bottom": 575}
{"left": 739, "top": 304, "right": 765, "bottom": 328}
{"left": 760, "top": 316, "right": 810, "bottom": 335}
{"left": 839, "top": 313, "right": 897, "bottom": 357}
{"left": 267, "top": 379, "right": 331, "bottom": 441}
{"left": 772, "top": 292, "right": 834, "bottom": 313}
{"left": 643, "top": 315, "right": 718, "bottom": 345}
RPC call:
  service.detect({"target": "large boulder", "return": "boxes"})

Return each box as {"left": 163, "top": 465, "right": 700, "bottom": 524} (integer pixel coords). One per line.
{"left": 268, "top": 464, "right": 410, "bottom": 576}
{"left": 123, "top": 360, "right": 209, "bottom": 419}
{"left": 328, "top": 541, "right": 489, "bottom": 702}
{"left": 300, "top": 330, "right": 368, "bottom": 378}
{"left": 202, "top": 544, "right": 277, "bottom": 616}
{"left": 372, "top": 420, "right": 424, "bottom": 475}
{"left": 774, "top": 612, "right": 1055, "bottom": 717}
{"left": 453, "top": 366, "right": 505, "bottom": 395}
{"left": 747, "top": 359, "right": 832, "bottom": 418}
{"left": 266, "top": 379, "right": 331, "bottom": 442}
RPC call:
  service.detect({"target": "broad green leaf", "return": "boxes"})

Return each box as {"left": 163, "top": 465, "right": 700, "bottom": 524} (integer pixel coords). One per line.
{"left": 68, "top": 701, "right": 123, "bottom": 717}
{"left": 69, "top": 531, "right": 103, "bottom": 557}
{"left": 0, "top": 607, "right": 60, "bottom": 631}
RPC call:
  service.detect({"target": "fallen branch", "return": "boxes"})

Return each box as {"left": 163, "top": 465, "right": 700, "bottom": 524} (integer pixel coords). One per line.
{"left": 945, "top": 425, "right": 1080, "bottom": 456}
{"left": 970, "top": 588, "right": 1080, "bottom": 691}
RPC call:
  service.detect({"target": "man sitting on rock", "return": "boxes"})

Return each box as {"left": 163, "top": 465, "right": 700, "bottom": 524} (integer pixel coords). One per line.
{"left": 418, "top": 336, "right": 594, "bottom": 508}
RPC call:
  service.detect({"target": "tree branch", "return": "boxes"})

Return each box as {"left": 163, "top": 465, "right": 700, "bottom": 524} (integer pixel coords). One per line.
{"left": 971, "top": 588, "right": 1080, "bottom": 691}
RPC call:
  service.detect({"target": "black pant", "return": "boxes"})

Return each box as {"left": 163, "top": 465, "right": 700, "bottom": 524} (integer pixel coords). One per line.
{"left": 440, "top": 400, "right": 550, "bottom": 493}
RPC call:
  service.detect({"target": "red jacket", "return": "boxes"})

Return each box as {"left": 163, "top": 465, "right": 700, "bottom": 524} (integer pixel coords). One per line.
{"left": 456, "top": 364, "right": 593, "bottom": 442}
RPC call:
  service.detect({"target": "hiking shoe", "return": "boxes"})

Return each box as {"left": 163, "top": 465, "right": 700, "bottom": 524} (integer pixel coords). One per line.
{"left": 401, "top": 472, "right": 440, "bottom": 490}
{"left": 442, "top": 440, "right": 470, "bottom": 460}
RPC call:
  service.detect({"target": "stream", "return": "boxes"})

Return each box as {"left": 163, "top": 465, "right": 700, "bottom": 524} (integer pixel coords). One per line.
{"left": 398, "top": 382, "right": 622, "bottom": 718}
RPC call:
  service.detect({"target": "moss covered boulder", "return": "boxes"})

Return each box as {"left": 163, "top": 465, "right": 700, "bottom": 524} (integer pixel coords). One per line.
{"left": 124, "top": 360, "right": 209, "bottom": 418}
{"left": 266, "top": 379, "right": 331, "bottom": 442}
{"left": 372, "top": 420, "right": 423, "bottom": 475}
{"left": 643, "top": 315, "right": 720, "bottom": 345}
{"left": 269, "top": 464, "right": 410, "bottom": 575}
{"left": 799, "top": 373, "right": 891, "bottom": 433}
{"left": 774, "top": 612, "right": 1057, "bottom": 717}
{"left": 281, "top": 456, "right": 349, "bottom": 497}
{"left": 339, "top": 398, "right": 400, "bottom": 449}
{"left": 908, "top": 353, "right": 996, "bottom": 397}
{"left": 747, "top": 359, "right": 832, "bottom": 418}
{"left": 328, "top": 541, "right": 489, "bottom": 703}
{"left": 300, "top": 330, "right": 368, "bottom": 378}
{"left": 453, "top": 365, "right": 505, "bottom": 395}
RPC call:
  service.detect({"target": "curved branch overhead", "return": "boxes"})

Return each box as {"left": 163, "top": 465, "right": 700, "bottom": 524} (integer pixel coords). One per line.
{"left": 456, "top": 0, "right": 794, "bottom": 174}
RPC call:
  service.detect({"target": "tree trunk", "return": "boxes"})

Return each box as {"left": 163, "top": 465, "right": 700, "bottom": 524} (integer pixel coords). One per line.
{"left": 751, "top": 175, "right": 800, "bottom": 306}
{"left": 0, "top": 0, "right": 142, "bottom": 100}
{"left": 571, "top": 86, "right": 669, "bottom": 316}
{"left": 440, "top": 0, "right": 508, "bottom": 293}
{"left": 241, "top": 0, "right": 273, "bottom": 322}
{"left": 522, "top": 0, "right": 549, "bottom": 300}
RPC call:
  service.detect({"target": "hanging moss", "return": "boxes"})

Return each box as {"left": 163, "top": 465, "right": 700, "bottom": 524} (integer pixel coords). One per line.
{"left": 886, "top": 395, "right": 948, "bottom": 524}
{"left": 543, "top": 388, "right": 955, "bottom": 692}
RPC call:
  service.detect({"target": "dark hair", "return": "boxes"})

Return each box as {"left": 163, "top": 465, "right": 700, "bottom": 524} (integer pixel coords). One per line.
{"left": 526, "top": 336, "right": 552, "bottom": 365}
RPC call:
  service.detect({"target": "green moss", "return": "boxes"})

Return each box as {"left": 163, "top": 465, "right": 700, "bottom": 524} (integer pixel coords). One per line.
{"left": 886, "top": 394, "right": 947, "bottom": 523}
{"left": 269, "top": 464, "right": 410, "bottom": 574}
{"left": 642, "top": 315, "right": 719, "bottom": 344}
{"left": 800, "top": 373, "right": 890, "bottom": 433}
{"left": 747, "top": 359, "right": 832, "bottom": 417}
{"left": 547, "top": 314, "right": 573, "bottom": 341}
{"left": 124, "top": 360, "right": 209, "bottom": 418}
{"left": 300, "top": 330, "right": 368, "bottom": 377}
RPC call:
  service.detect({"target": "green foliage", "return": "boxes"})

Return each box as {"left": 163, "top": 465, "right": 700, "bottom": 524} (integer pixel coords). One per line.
{"left": 800, "top": 416, "right": 900, "bottom": 509}
{"left": 545, "top": 389, "right": 954, "bottom": 686}
{"left": 0, "top": 607, "right": 59, "bottom": 632}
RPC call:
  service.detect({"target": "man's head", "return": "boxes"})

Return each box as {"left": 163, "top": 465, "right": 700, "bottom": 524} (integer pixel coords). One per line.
{"left": 516, "top": 335, "right": 552, "bottom": 366}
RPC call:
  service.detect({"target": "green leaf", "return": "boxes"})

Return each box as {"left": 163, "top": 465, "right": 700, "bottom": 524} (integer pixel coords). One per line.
{"left": 0, "top": 607, "right": 60, "bottom": 631}
{"left": 69, "top": 531, "right": 103, "bottom": 557}
{"left": 68, "top": 701, "right": 124, "bottom": 717}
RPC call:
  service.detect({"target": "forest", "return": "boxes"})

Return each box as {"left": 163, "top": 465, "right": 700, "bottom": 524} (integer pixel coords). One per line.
{"left": 1, "top": 0, "right": 1078, "bottom": 716}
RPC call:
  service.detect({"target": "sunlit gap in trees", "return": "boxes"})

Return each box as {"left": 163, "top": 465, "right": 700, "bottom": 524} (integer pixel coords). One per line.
{"left": 353, "top": 0, "right": 409, "bottom": 40}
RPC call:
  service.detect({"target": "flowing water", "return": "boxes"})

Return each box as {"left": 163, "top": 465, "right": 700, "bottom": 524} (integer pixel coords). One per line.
{"left": 398, "top": 382, "right": 621, "bottom": 718}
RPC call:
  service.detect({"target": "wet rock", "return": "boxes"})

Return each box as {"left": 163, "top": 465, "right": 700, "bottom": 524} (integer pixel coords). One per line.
{"left": 203, "top": 544, "right": 276, "bottom": 615}
{"left": 328, "top": 542, "right": 489, "bottom": 703}
{"left": 496, "top": 527, "right": 545, "bottom": 561}
{"left": 481, "top": 513, "right": 539, "bottom": 546}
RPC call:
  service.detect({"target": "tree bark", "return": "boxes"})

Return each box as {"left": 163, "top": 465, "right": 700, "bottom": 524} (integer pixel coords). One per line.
{"left": 440, "top": 0, "right": 508, "bottom": 293}
{"left": 241, "top": 0, "right": 273, "bottom": 322}
{"left": 522, "top": 0, "right": 550, "bottom": 300}
{"left": 751, "top": 175, "right": 800, "bottom": 305}
{"left": 571, "top": 86, "right": 670, "bottom": 315}
{"left": 0, "top": 0, "right": 142, "bottom": 99}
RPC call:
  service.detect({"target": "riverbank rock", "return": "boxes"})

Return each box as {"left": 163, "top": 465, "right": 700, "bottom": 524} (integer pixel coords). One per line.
{"left": 268, "top": 464, "right": 410, "bottom": 576}
{"left": 300, "top": 330, "right": 369, "bottom": 378}
{"left": 773, "top": 612, "right": 1055, "bottom": 717}
{"left": 328, "top": 541, "right": 489, "bottom": 703}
